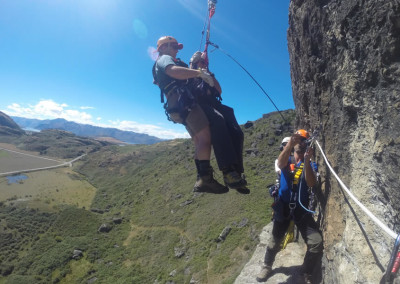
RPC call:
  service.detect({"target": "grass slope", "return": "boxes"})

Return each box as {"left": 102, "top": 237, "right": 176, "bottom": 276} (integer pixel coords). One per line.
{"left": 0, "top": 110, "right": 295, "bottom": 284}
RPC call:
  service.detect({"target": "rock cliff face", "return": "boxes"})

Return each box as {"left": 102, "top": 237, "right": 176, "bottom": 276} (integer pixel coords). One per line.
{"left": 288, "top": 0, "right": 400, "bottom": 283}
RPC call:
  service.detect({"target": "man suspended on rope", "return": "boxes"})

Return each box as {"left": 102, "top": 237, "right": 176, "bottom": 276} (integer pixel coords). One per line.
{"left": 256, "top": 129, "right": 323, "bottom": 284}
{"left": 189, "top": 51, "right": 249, "bottom": 194}
{"left": 152, "top": 36, "right": 227, "bottom": 194}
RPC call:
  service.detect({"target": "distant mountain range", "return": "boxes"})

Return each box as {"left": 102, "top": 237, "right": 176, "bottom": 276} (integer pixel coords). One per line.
{"left": 11, "top": 116, "right": 164, "bottom": 145}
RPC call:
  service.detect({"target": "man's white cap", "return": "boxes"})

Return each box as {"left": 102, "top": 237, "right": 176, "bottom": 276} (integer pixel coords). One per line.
{"left": 281, "top": 137, "right": 291, "bottom": 144}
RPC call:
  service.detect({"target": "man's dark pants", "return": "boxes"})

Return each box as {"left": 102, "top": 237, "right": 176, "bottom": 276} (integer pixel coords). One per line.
{"left": 264, "top": 206, "right": 323, "bottom": 274}
{"left": 200, "top": 104, "right": 244, "bottom": 174}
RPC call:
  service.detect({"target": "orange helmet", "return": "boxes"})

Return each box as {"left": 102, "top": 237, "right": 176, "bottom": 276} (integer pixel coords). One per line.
{"left": 295, "top": 129, "right": 310, "bottom": 139}
{"left": 156, "top": 36, "right": 183, "bottom": 51}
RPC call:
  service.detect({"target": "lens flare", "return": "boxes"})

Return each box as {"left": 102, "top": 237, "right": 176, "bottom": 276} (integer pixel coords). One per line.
{"left": 132, "top": 19, "right": 147, "bottom": 39}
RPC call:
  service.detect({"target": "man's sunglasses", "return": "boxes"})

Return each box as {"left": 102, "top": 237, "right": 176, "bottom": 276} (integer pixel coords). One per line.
{"left": 169, "top": 44, "right": 180, "bottom": 50}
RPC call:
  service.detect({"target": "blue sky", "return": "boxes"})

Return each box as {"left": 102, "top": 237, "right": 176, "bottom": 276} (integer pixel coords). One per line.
{"left": 0, "top": 0, "right": 293, "bottom": 139}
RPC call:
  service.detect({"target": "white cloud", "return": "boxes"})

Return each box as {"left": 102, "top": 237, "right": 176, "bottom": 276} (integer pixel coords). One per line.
{"left": 5, "top": 99, "right": 93, "bottom": 124}
{"left": 3, "top": 99, "right": 188, "bottom": 139}
{"left": 106, "top": 119, "right": 189, "bottom": 139}
{"left": 80, "top": 106, "right": 95, "bottom": 110}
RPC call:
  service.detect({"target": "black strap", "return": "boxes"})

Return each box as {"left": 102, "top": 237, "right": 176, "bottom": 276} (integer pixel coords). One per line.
{"left": 153, "top": 58, "right": 188, "bottom": 104}
{"left": 152, "top": 62, "right": 165, "bottom": 103}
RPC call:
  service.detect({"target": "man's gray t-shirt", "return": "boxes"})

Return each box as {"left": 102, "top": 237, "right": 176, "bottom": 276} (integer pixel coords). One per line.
{"left": 154, "top": 55, "right": 187, "bottom": 91}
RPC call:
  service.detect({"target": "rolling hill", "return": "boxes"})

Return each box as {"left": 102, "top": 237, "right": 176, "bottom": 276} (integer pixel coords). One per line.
{"left": 0, "top": 109, "right": 295, "bottom": 283}
{"left": 11, "top": 116, "right": 163, "bottom": 145}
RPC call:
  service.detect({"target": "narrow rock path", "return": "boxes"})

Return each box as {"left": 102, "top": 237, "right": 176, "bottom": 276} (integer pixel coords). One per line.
{"left": 235, "top": 222, "right": 310, "bottom": 284}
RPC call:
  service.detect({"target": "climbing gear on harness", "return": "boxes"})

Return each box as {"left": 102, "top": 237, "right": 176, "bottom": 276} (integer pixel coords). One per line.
{"left": 292, "top": 163, "right": 304, "bottom": 186}
{"left": 269, "top": 182, "right": 279, "bottom": 199}
{"left": 152, "top": 55, "right": 196, "bottom": 123}
{"left": 163, "top": 86, "right": 195, "bottom": 124}
{"left": 152, "top": 57, "right": 189, "bottom": 103}
{"left": 157, "top": 36, "right": 183, "bottom": 51}
{"left": 288, "top": 162, "right": 304, "bottom": 215}
{"left": 280, "top": 220, "right": 295, "bottom": 250}
{"left": 386, "top": 234, "right": 400, "bottom": 282}
{"left": 392, "top": 252, "right": 400, "bottom": 274}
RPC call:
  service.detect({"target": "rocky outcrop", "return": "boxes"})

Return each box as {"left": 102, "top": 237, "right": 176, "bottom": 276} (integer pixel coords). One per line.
{"left": 288, "top": 0, "right": 400, "bottom": 283}
{"left": 235, "top": 222, "right": 318, "bottom": 284}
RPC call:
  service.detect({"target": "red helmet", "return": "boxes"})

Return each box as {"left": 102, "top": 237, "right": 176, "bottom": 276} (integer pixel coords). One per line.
{"left": 295, "top": 129, "right": 310, "bottom": 139}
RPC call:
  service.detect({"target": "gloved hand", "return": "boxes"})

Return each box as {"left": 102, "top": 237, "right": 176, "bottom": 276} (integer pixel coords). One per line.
{"left": 197, "top": 69, "right": 214, "bottom": 87}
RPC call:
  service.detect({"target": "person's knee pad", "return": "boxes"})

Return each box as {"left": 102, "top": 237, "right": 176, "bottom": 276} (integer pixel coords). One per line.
{"left": 308, "top": 235, "right": 323, "bottom": 254}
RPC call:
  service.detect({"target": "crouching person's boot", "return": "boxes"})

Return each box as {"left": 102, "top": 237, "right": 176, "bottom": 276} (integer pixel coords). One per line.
{"left": 193, "top": 160, "right": 228, "bottom": 194}
{"left": 256, "top": 264, "right": 272, "bottom": 282}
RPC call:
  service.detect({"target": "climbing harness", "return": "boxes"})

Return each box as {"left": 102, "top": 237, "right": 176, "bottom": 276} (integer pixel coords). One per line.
{"left": 281, "top": 220, "right": 295, "bottom": 250}
{"left": 198, "top": 0, "right": 287, "bottom": 123}
{"left": 152, "top": 58, "right": 195, "bottom": 123}
{"left": 288, "top": 162, "right": 304, "bottom": 216}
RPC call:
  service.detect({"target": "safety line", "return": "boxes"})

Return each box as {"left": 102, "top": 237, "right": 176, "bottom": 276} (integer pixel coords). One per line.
{"left": 207, "top": 41, "right": 288, "bottom": 124}
{"left": 315, "top": 140, "right": 398, "bottom": 239}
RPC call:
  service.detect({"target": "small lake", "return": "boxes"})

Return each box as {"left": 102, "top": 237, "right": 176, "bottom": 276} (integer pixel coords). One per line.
{"left": 6, "top": 174, "right": 28, "bottom": 184}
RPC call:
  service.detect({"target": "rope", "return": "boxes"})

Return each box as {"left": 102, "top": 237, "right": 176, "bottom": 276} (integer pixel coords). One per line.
{"left": 199, "top": 4, "right": 209, "bottom": 51}
{"left": 198, "top": 1, "right": 287, "bottom": 123}
{"left": 202, "top": 0, "right": 217, "bottom": 68}
{"left": 207, "top": 42, "right": 288, "bottom": 124}
{"left": 314, "top": 139, "right": 398, "bottom": 240}
{"left": 297, "top": 169, "right": 317, "bottom": 214}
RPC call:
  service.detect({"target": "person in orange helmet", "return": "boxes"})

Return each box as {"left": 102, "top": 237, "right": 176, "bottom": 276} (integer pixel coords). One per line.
{"left": 256, "top": 129, "right": 323, "bottom": 284}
